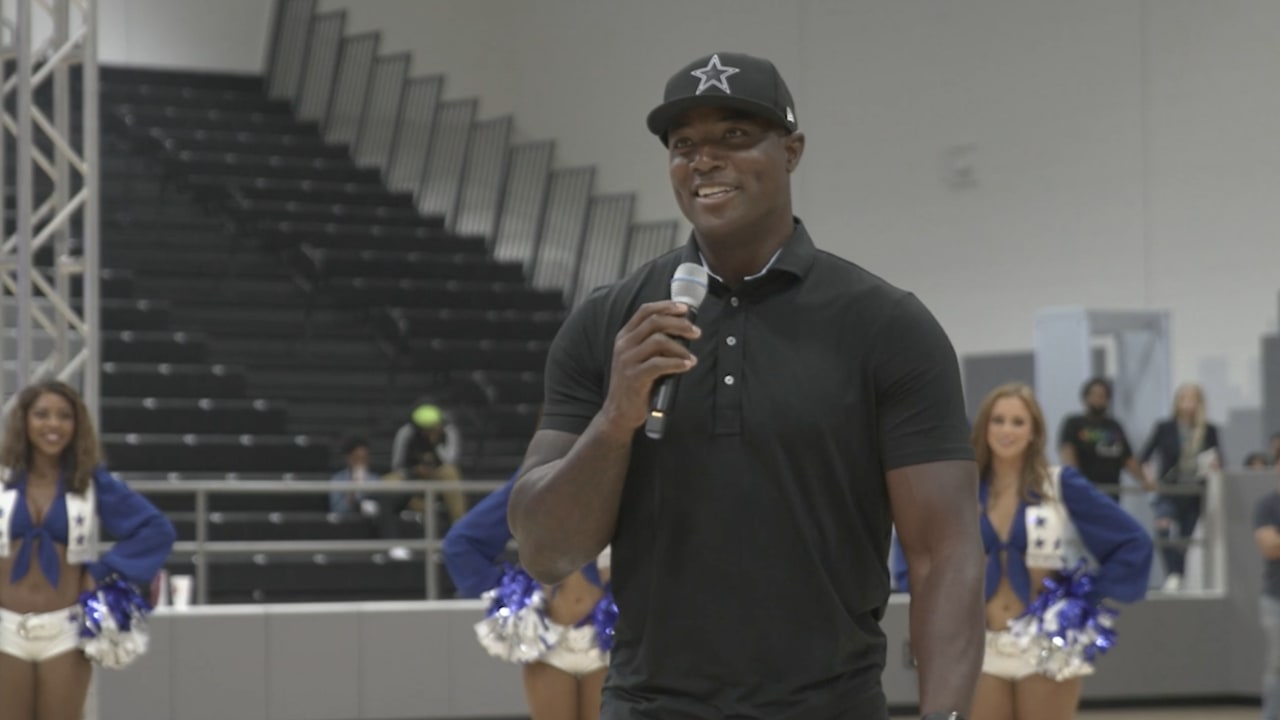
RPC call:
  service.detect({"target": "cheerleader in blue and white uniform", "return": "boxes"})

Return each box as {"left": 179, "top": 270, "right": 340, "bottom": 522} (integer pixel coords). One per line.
{"left": 0, "top": 379, "right": 177, "bottom": 720}
{"left": 444, "top": 468, "right": 615, "bottom": 720}
{"left": 894, "top": 382, "right": 1152, "bottom": 720}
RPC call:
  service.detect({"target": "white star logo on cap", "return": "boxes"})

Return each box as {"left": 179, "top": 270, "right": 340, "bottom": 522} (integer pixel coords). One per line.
{"left": 690, "top": 54, "right": 740, "bottom": 95}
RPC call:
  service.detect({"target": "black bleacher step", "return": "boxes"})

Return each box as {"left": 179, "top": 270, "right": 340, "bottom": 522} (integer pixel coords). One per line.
{"left": 105, "top": 247, "right": 288, "bottom": 279}
{"left": 465, "top": 454, "right": 525, "bottom": 480}
{"left": 169, "top": 512, "right": 379, "bottom": 543}
{"left": 102, "top": 329, "right": 210, "bottom": 364}
{"left": 258, "top": 229, "right": 468, "bottom": 256}
{"left": 144, "top": 128, "right": 335, "bottom": 154}
{"left": 232, "top": 198, "right": 429, "bottom": 228}
{"left": 238, "top": 197, "right": 424, "bottom": 223}
{"left": 102, "top": 433, "right": 331, "bottom": 473}
{"left": 97, "top": 270, "right": 137, "bottom": 300}
{"left": 101, "top": 397, "right": 289, "bottom": 435}
{"left": 116, "top": 471, "right": 332, "bottom": 514}
{"left": 101, "top": 200, "right": 221, "bottom": 223}
{"left": 167, "top": 156, "right": 378, "bottom": 185}
{"left": 101, "top": 82, "right": 291, "bottom": 115}
{"left": 147, "top": 131, "right": 350, "bottom": 161}
{"left": 242, "top": 368, "right": 531, "bottom": 403}
{"left": 101, "top": 153, "right": 160, "bottom": 175}
{"left": 241, "top": 370, "right": 441, "bottom": 403}
{"left": 103, "top": 228, "right": 236, "bottom": 253}
{"left": 130, "top": 276, "right": 310, "bottom": 308}
{"left": 408, "top": 339, "right": 550, "bottom": 373}
{"left": 101, "top": 66, "right": 264, "bottom": 93}
{"left": 167, "top": 556, "right": 434, "bottom": 604}
{"left": 313, "top": 250, "right": 526, "bottom": 283}
{"left": 102, "top": 361, "right": 248, "bottom": 398}
{"left": 164, "top": 305, "right": 375, "bottom": 340}
{"left": 225, "top": 177, "right": 415, "bottom": 208}
{"left": 108, "top": 104, "right": 310, "bottom": 135}
{"left": 102, "top": 299, "right": 173, "bottom": 332}
{"left": 392, "top": 307, "right": 563, "bottom": 342}
{"left": 208, "top": 337, "right": 392, "bottom": 367}
{"left": 288, "top": 401, "right": 536, "bottom": 438}
{"left": 327, "top": 278, "right": 565, "bottom": 312}
{"left": 104, "top": 212, "right": 230, "bottom": 234}
{"left": 474, "top": 371, "right": 545, "bottom": 404}
{"left": 167, "top": 148, "right": 372, "bottom": 179}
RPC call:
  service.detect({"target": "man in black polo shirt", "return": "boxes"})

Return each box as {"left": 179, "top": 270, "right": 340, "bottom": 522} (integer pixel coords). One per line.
{"left": 509, "top": 52, "right": 984, "bottom": 720}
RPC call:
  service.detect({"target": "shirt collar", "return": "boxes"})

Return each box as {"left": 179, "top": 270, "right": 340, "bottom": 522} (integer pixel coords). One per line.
{"left": 678, "top": 217, "right": 817, "bottom": 284}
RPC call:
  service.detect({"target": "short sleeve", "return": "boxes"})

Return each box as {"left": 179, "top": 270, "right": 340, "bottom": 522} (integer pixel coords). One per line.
{"left": 1115, "top": 422, "right": 1135, "bottom": 461}
{"left": 1058, "top": 416, "right": 1081, "bottom": 449}
{"left": 540, "top": 294, "right": 609, "bottom": 435}
{"left": 1255, "top": 495, "right": 1280, "bottom": 531}
{"left": 872, "top": 293, "right": 974, "bottom": 471}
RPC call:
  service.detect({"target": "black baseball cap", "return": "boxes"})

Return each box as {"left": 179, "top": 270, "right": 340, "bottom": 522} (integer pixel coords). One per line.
{"left": 646, "top": 52, "right": 798, "bottom": 145}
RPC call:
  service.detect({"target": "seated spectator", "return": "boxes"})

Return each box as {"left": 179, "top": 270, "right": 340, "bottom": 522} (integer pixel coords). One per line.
{"left": 388, "top": 402, "right": 467, "bottom": 523}
{"left": 1249, "top": 452, "right": 1275, "bottom": 470}
{"left": 329, "top": 434, "right": 373, "bottom": 515}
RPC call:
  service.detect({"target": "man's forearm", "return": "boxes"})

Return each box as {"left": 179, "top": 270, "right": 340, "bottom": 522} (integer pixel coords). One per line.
{"left": 509, "top": 412, "right": 634, "bottom": 584}
{"left": 910, "top": 545, "right": 985, "bottom": 716}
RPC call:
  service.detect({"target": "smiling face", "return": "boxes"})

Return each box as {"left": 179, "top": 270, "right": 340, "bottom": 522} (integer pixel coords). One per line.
{"left": 987, "top": 396, "right": 1036, "bottom": 464}
{"left": 666, "top": 106, "right": 804, "bottom": 243}
{"left": 26, "top": 391, "right": 76, "bottom": 463}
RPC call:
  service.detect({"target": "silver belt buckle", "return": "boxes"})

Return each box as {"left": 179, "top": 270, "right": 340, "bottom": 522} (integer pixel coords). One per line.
{"left": 14, "top": 611, "right": 72, "bottom": 640}
{"left": 16, "top": 613, "right": 37, "bottom": 639}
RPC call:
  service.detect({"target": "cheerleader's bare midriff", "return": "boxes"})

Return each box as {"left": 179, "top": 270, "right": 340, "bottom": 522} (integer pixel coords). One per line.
{"left": 544, "top": 569, "right": 607, "bottom": 627}
{"left": 0, "top": 539, "right": 84, "bottom": 615}
{"left": 985, "top": 552, "right": 1053, "bottom": 631}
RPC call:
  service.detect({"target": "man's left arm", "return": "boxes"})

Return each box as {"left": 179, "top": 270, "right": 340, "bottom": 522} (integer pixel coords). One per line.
{"left": 889, "top": 461, "right": 984, "bottom": 717}
{"left": 871, "top": 292, "right": 983, "bottom": 718}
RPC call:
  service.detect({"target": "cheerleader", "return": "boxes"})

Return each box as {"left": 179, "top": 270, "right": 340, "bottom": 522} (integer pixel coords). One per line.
{"left": 443, "top": 469, "right": 614, "bottom": 720}
{"left": 0, "top": 380, "right": 176, "bottom": 720}
{"left": 894, "top": 383, "right": 1152, "bottom": 720}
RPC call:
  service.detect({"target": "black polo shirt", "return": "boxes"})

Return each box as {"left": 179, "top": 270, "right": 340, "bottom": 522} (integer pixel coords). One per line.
{"left": 540, "top": 220, "right": 973, "bottom": 720}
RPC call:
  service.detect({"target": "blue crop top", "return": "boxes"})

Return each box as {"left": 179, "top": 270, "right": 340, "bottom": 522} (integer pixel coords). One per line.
{"left": 442, "top": 469, "right": 603, "bottom": 598}
{"left": 892, "top": 466, "right": 1153, "bottom": 605}
{"left": 5, "top": 466, "right": 177, "bottom": 587}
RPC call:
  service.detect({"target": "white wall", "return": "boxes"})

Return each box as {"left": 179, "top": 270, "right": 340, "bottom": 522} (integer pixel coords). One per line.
{"left": 314, "top": 0, "right": 1280, "bottom": 419}
{"left": 98, "top": 0, "right": 271, "bottom": 73}
{"left": 65, "top": 0, "right": 1280, "bottom": 419}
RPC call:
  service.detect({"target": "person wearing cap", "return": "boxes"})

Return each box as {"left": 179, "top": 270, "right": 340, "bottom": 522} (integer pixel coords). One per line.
{"left": 389, "top": 402, "right": 467, "bottom": 523}
{"left": 508, "top": 51, "right": 983, "bottom": 720}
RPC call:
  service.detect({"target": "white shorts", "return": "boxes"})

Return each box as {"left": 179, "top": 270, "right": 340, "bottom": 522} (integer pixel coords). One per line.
{"left": 983, "top": 630, "right": 1095, "bottom": 682}
{"left": 0, "top": 606, "right": 82, "bottom": 663}
{"left": 539, "top": 623, "right": 608, "bottom": 677}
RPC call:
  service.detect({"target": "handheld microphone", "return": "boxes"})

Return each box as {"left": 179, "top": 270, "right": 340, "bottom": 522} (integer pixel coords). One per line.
{"left": 645, "top": 262, "right": 709, "bottom": 440}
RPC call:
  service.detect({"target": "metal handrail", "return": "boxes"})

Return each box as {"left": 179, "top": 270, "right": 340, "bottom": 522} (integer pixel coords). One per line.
{"left": 129, "top": 475, "right": 1223, "bottom": 605}
{"left": 128, "top": 478, "right": 510, "bottom": 604}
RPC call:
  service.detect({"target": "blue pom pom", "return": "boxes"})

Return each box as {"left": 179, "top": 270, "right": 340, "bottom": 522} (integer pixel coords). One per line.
{"left": 474, "top": 565, "right": 558, "bottom": 663}
{"left": 1006, "top": 560, "right": 1119, "bottom": 680}
{"left": 578, "top": 587, "right": 618, "bottom": 653}
{"left": 78, "top": 576, "right": 153, "bottom": 669}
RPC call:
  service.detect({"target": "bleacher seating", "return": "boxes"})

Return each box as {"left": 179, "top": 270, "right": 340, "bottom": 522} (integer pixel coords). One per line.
{"left": 5, "top": 22, "right": 679, "bottom": 599}
{"left": 101, "top": 66, "right": 553, "bottom": 481}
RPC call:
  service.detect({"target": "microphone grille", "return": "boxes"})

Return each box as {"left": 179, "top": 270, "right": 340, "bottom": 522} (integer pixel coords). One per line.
{"left": 670, "top": 262, "right": 710, "bottom": 309}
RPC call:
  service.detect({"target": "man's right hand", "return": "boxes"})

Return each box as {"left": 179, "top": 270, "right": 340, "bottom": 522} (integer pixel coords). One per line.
{"left": 601, "top": 300, "right": 700, "bottom": 433}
